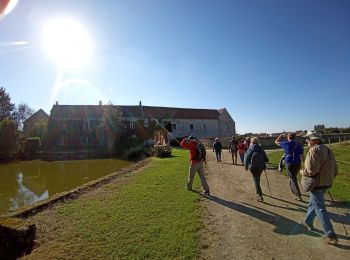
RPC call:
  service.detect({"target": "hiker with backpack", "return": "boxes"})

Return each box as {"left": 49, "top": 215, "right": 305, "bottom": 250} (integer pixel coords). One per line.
{"left": 228, "top": 136, "right": 238, "bottom": 164}
{"left": 275, "top": 133, "right": 304, "bottom": 201}
{"left": 180, "top": 136, "right": 210, "bottom": 195}
{"left": 244, "top": 137, "right": 269, "bottom": 202}
{"left": 213, "top": 138, "right": 223, "bottom": 163}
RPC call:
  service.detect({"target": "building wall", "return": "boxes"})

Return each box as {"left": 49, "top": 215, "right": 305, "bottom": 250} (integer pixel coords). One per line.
{"left": 169, "top": 119, "right": 218, "bottom": 139}
{"left": 218, "top": 109, "right": 236, "bottom": 138}
{"left": 23, "top": 110, "right": 49, "bottom": 137}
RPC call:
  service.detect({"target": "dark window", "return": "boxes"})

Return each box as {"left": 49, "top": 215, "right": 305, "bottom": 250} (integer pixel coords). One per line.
{"left": 190, "top": 124, "right": 194, "bottom": 130}
{"left": 172, "top": 124, "right": 176, "bottom": 130}
{"left": 203, "top": 124, "right": 206, "bottom": 130}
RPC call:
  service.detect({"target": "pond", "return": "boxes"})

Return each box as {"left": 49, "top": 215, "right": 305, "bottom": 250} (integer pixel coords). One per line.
{"left": 0, "top": 159, "right": 132, "bottom": 216}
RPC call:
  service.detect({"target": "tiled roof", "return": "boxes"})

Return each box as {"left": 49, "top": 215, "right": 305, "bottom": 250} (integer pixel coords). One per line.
{"left": 50, "top": 105, "right": 221, "bottom": 120}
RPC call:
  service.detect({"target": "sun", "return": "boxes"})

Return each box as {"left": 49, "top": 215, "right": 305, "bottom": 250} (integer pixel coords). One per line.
{"left": 42, "top": 18, "right": 92, "bottom": 69}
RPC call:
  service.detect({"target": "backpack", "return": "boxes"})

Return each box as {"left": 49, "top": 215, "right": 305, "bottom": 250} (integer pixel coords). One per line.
{"left": 251, "top": 150, "right": 266, "bottom": 170}
{"left": 195, "top": 143, "right": 207, "bottom": 161}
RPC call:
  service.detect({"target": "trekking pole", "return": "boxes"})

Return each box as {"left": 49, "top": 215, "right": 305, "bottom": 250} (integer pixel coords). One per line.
{"left": 328, "top": 190, "right": 348, "bottom": 235}
{"left": 264, "top": 170, "right": 272, "bottom": 196}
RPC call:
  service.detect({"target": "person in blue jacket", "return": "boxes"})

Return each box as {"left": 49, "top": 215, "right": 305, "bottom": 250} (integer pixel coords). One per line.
{"left": 275, "top": 133, "right": 304, "bottom": 201}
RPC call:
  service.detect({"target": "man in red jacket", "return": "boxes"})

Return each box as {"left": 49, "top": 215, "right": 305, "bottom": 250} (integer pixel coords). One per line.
{"left": 181, "top": 136, "right": 210, "bottom": 195}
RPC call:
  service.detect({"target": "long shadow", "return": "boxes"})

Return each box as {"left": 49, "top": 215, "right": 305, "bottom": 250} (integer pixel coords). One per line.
{"left": 196, "top": 192, "right": 319, "bottom": 237}
{"left": 264, "top": 194, "right": 309, "bottom": 209}
{"left": 260, "top": 201, "right": 306, "bottom": 213}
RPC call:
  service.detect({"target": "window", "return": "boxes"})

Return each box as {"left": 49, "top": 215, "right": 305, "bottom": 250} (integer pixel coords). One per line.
{"left": 144, "top": 118, "right": 149, "bottom": 128}
{"left": 130, "top": 121, "right": 135, "bottom": 129}
{"left": 190, "top": 124, "right": 194, "bottom": 130}
{"left": 62, "top": 123, "right": 66, "bottom": 130}
{"left": 203, "top": 124, "right": 206, "bottom": 130}
{"left": 172, "top": 123, "right": 177, "bottom": 130}
{"left": 83, "top": 122, "right": 87, "bottom": 131}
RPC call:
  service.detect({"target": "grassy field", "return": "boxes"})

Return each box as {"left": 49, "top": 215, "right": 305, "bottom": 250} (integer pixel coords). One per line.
{"left": 26, "top": 149, "right": 203, "bottom": 259}
{"left": 267, "top": 142, "right": 350, "bottom": 202}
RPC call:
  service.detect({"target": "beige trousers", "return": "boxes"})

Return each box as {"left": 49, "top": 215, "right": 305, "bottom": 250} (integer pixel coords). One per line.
{"left": 187, "top": 161, "right": 209, "bottom": 192}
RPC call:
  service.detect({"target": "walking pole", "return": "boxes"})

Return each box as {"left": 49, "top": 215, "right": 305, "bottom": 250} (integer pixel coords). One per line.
{"left": 264, "top": 169, "right": 272, "bottom": 196}
{"left": 328, "top": 190, "right": 348, "bottom": 235}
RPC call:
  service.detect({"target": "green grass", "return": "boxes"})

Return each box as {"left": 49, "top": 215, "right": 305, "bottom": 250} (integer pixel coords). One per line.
{"left": 28, "top": 149, "right": 202, "bottom": 259}
{"left": 268, "top": 142, "right": 350, "bottom": 202}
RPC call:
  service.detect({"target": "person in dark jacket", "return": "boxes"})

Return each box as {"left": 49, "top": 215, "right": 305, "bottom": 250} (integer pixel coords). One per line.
{"left": 244, "top": 137, "right": 269, "bottom": 202}
{"left": 213, "top": 138, "right": 223, "bottom": 163}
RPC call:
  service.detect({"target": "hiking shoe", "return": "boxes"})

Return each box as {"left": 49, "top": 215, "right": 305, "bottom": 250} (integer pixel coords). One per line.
{"left": 257, "top": 195, "right": 264, "bottom": 202}
{"left": 204, "top": 190, "right": 210, "bottom": 196}
{"left": 300, "top": 220, "right": 314, "bottom": 231}
{"left": 294, "top": 195, "right": 303, "bottom": 202}
{"left": 323, "top": 234, "right": 338, "bottom": 245}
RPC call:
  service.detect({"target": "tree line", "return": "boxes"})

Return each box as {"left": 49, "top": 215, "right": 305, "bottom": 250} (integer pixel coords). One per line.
{"left": 0, "top": 86, "right": 35, "bottom": 160}
{"left": 314, "top": 124, "right": 350, "bottom": 134}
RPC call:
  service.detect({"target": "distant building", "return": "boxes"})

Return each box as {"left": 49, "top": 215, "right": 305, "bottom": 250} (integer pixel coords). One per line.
{"left": 23, "top": 109, "right": 49, "bottom": 137}
{"left": 47, "top": 102, "right": 236, "bottom": 150}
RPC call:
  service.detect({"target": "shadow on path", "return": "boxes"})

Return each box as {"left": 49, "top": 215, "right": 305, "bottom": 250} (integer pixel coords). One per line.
{"left": 196, "top": 192, "right": 318, "bottom": 237}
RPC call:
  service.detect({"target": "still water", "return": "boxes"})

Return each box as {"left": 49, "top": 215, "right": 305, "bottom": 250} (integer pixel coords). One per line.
{"left": 0, "top": 159, "right": 132, "bottom": 215}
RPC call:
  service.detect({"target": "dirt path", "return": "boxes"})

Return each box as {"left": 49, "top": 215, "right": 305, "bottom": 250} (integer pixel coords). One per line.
{"left": 199, "top": 150, "right": 350, "bottom": 259}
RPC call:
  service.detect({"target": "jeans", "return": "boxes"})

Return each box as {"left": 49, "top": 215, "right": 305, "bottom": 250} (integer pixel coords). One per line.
{"left": 215, "top": 151, "right": 222, "bottom": 162}
{"left": 239, "top": 153, "right": 245, "bottom": 165}
{"left": 286, "top": 163, "right": 301, "bottom": 197}
{"left": 250, "top": 168, "right": 263, "bottom": 196}
{"left": 304, "top": 188, "right": 336, "bottom": 237}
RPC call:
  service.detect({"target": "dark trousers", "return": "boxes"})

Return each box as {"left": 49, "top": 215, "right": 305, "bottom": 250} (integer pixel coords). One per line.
{"left": 215, "top": 151, "right": 222, "bottom": 162}
{"left": 286, "top": 163, "right": 301, "bottom": 197}
{"left": 250, "top": 168, "right": 263, "bottom": 196}
{"left": 231, "top": 150, "right": 238, "bottom": 164}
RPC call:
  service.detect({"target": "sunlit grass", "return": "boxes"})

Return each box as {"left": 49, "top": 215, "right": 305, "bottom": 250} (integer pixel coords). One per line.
{"left": 25, "top": 149, "right": 202, "bottom": 259}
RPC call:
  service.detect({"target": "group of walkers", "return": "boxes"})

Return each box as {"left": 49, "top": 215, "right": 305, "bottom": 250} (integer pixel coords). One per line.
{"left": 180, "top": 132, "right": 339, "bottom": 245}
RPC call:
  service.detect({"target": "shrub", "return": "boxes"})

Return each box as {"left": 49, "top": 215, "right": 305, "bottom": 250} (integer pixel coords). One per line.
{"left": 154, "top": 145, "right": 172, "bottom": 158}
{"left": 24, "top": 137, "right": 41, "bottom": 155}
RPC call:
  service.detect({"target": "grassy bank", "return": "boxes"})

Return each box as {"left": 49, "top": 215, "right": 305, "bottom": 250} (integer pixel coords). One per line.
{"left": 25, "top": 149, "right": 202, "bottom": 259}
{"left": 267, "top": 142, "right": 350, "bottom": 201}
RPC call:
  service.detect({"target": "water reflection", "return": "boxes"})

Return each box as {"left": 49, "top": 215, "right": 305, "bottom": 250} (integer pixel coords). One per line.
{"left": 0, "top": 159, "right": 132, "bottom": 215}
{"left": 10, "top": 172, "right": 49, "bottom": 211}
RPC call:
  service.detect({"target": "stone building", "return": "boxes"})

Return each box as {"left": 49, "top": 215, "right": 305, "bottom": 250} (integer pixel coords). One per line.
{"left": 23, "top": 109, "right": 49, "bottom": 137}
{"left": 46, "top": 102, "right": 236, "bottom": 149}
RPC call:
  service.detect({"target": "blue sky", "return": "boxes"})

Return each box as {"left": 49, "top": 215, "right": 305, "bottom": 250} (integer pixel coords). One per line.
{"left": 0, "top": 0, "right": 349, "bottom": 134}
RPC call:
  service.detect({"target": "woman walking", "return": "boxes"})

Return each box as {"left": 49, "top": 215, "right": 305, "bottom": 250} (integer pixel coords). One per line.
{"left": 244, "top": 137, "right": 269, "bottom": 202}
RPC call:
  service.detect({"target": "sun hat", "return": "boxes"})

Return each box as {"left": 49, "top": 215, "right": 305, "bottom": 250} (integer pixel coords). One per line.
{"left": 303, "top": 131, "right": 325, "bottom": 142}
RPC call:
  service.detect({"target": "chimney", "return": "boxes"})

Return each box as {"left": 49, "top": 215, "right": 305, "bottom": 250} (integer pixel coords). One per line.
{"left": 55, "top": 101, "right": 58, "bottom": 105}
{"left": 139, "top": 100, "right": 144, "bottom": 118}
{"left": 99, "top": 100, "right": 102, "bottom": 106}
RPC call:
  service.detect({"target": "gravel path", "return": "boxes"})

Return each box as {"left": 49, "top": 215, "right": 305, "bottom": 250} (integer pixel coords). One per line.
{"left": 199, "top": 150, "right": 350, "bottom": 259}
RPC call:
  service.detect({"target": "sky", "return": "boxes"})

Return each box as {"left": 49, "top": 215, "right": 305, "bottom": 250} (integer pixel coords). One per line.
{"left": 0, "top": 0, "right": 349, "bottom": 134}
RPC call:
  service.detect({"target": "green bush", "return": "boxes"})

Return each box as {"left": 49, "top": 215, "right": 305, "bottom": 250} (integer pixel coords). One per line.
{"left": 24, "top": 137, "right": 41, "bottom": 155}
{"left": 154, "top": 145, "right": 172, "bottom": 158}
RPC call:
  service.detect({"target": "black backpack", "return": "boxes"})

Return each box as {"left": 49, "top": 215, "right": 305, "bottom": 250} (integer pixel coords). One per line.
{"left": 195, "top": 143, "right": 207, "bottom": 161}
{"left": 251, "top": 150, "right": 266, "bottom": 170}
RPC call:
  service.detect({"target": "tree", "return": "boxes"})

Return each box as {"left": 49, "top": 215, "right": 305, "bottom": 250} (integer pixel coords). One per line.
{"left": 102, "top": 104, "right": 124, "bottom": 135}
{"left": 12, "top": 103, "right": 34, "bottom": 129}
{"left": 0, "top": 119, "right": 17, "bottom": 159}
{"left": 0, "top": 86, "right": 15, "bottom": 122}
